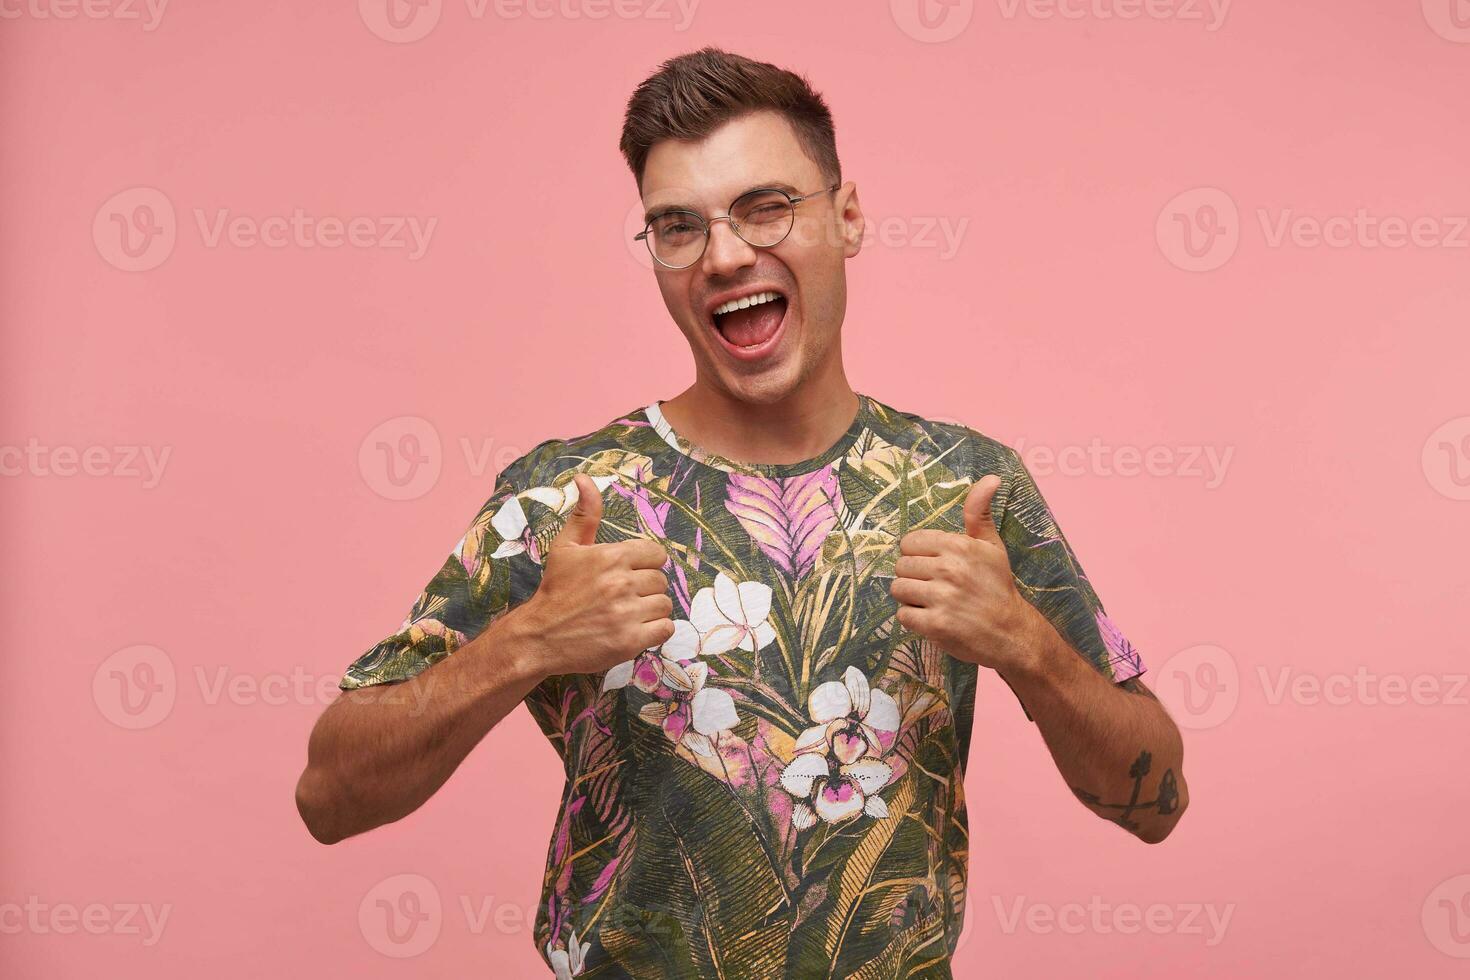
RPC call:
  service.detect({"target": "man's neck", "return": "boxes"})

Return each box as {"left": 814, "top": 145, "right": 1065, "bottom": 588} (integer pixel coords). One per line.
{"left": 657, "top": 379, "right": 860, "bottom": 468}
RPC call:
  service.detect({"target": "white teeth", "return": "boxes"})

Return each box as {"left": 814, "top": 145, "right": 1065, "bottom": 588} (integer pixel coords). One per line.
{"left": 713, "top": 291, "right": 782, "bottom": 318}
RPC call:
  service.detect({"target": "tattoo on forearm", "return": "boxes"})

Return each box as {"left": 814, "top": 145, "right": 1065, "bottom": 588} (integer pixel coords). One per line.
{"left": 1071, "top": 750, "right": 1179, "bottom": 832}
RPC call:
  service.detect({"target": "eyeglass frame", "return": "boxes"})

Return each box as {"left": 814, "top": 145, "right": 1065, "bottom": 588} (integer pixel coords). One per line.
{"left": 634, "top": 183, "right": 843, "bottom": 270}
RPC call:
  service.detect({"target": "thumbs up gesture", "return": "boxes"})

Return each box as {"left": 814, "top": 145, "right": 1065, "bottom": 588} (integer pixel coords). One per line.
{"left": 517, "top": 473, "right": 676, "bottom": 677}
{"left": 889, "top": 474, "right": 1043, "bottom": 673}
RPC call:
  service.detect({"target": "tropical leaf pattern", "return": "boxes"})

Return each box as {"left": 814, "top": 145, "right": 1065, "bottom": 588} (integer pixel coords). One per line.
{"left": 339, "top": 393, "right": 1147, "bottom": 978}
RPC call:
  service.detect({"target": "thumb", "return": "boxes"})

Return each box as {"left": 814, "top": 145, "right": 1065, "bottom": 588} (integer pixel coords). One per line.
{"left": 552, "top": 472, "right": 603, "bottom": 548}
{"left": 964, "top": 474, "right": 1002, "bottom": 542}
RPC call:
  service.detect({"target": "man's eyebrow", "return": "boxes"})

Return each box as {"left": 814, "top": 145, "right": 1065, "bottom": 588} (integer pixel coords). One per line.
{"left": 644, "top": 181, "right": 803, "bottom": 221}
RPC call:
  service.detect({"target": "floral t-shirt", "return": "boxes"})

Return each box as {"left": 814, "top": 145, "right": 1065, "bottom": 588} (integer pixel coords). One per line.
{"left": 339, "top": 392, "right": 1146, "bottom": 979}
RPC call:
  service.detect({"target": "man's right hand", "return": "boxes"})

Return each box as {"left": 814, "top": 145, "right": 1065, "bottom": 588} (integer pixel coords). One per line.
{"left": 515, "top": 472, "right": 676, "bottom": 677}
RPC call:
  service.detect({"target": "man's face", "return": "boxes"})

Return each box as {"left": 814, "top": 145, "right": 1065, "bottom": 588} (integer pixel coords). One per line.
{"left": 639, "top": 110, "right": 863, "bottom": 406}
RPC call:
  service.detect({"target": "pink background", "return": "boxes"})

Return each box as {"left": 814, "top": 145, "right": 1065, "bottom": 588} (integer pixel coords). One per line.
{"left": 4, "top": 1, "right": 1468, "bottom": 976}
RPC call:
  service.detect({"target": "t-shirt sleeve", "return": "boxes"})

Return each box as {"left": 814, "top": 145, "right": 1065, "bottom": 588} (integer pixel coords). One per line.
{"left": 338, "top": 468, "right": 534, "bottom": 691}
{"left": 994, "top": 446, "right": 1147, "bottom": 719}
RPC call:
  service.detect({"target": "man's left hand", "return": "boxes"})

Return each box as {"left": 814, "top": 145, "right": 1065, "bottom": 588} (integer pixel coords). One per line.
{"left": 889, "top": 474, "right": 1043, "bottom": 674}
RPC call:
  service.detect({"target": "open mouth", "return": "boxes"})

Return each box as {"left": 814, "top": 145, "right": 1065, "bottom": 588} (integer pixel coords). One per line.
{"left": 709, "top": 289, "right": 789, "bottom": 359}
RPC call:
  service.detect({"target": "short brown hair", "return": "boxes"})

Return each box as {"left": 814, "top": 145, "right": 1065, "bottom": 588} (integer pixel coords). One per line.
{"left": 619, "top": 47, "right": 841, "bottom": 191}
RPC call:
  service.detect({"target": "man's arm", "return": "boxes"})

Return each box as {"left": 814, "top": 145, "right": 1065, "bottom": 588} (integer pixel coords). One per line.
{"left": 891, "top": 453, "right": 1189, "bottom": 844}
{"left": 294, "top": 471, "right": 674, "bottom": 845}
{"left": 294, "top": 607, "right": 547, "bottom": 845}
{"left": 998, "top": 607, "right": 1188, "bottom": 843}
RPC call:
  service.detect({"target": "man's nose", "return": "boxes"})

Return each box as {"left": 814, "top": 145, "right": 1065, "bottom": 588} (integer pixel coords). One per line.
{"left": 700, "top": 218, "right": 758, "bottom": 278}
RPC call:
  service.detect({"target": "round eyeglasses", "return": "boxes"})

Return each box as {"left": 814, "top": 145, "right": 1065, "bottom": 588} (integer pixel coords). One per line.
{"left": 634, "top": 184, "right": 842, "bottom": 270}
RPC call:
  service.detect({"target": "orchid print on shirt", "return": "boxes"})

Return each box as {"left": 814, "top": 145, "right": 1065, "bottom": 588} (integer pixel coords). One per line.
{"left": 340, "top": 394, "right": 1148, "bottom": 978}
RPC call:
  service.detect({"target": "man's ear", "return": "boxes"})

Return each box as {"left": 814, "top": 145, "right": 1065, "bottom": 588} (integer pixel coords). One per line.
{"left": 839, "top": 182, "right": 865, "bottom": 258}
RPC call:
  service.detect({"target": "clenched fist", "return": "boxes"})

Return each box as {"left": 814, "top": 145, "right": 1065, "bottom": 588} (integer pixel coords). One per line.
{"left": 517, "top": 472, "right": 677, "bottom": 676}
{"left": 889, "top": 474, "right": 1044, "bottom": 673}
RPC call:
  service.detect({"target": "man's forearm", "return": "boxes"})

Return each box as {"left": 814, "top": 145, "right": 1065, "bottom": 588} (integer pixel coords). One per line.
{"left": 998, "top": 605, "right": 1189, "bottom": 843}
{"left": 295, "top": 605, "right": 549, "bottom": 844}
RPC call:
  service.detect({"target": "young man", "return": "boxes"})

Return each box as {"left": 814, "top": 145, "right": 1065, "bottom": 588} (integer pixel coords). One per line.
{"left": 296, "top": 47, "right": 1189, "bottom": 979}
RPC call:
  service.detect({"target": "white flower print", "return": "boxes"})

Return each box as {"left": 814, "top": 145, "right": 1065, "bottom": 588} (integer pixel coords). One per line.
{"left": 636, "top": 658, "right": 740, "bottom": 757}
{"left": 780, "top": 752, "right": 893, "bottom": 827}
{"left": 792, "top": 665, "right": 902, "bottom": 763}
{"left": 689, "top": 571, "right": 776, "bottom": 655}
{"left": 779, "top": 666, "right": 901, "bottom": 826}
{"left": 490, "top": 472, "right": 620, "bottom": 559}
{"left": 601, "top": 621, "right": 700, "bottom": 694}
{"left": 547, "top": 929, "right": 591, "bottom": 979}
